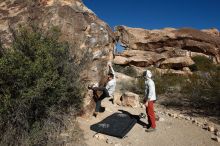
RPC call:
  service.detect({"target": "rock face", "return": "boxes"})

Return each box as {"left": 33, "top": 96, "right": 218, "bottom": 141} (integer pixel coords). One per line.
{"left": 113, "top": 72, "right": 136, "bottom": 105}
{"left": 202, "top": 28, "right": 220, "bottom": 36}
{"left": 160, "top": 56, "right": 195, "bottom": 69}
{"left": 121, "top": 91, "right": 140, "bottom": 108}
{"left": 0, "top": 0, "right": 115, "bottom": 116}
{"left": 114, "top": 50, "right": 166, "bottom": 67}
{"left": 115, "top": 26, "right": 220, "bottom": 75}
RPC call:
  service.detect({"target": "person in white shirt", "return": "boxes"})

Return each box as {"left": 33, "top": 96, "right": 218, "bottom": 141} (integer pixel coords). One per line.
{"left": 89, "top": 64, "right": 116, "bottom": 117}
{"left": 105, "top": 64, "right": 116, "bottom": 97}
{"left": 143, "top": 70, "right": 157, "bottom": 132}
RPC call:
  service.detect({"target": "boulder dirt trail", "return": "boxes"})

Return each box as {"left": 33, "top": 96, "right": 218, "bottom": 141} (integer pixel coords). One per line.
{"left": 77, "top": 98, "right": 219, "bottom": 146}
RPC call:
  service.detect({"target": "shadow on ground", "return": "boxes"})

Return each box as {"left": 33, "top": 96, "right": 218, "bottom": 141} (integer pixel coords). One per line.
{"left": 90, "top": 110, "right": 147, "bottom": 138}
{"left": 118, "top": 110, "right": 147, "bottom": 127}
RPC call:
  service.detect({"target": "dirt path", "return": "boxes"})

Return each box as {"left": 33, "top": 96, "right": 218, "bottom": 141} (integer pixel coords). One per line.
{"left": 77, "top": 98, "right": 219, "bottom": 146}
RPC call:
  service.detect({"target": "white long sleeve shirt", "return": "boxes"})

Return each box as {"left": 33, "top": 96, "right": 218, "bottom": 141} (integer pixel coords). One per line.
{"left": 145, "top": 78, "right": 156, "bottom": 101}
{"left": 105, "top": 66, "right": 116, "bottom": 97}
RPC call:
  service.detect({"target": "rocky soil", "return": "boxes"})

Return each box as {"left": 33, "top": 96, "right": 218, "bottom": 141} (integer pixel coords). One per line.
{"left": 77, "top": 97, "right": 220, "bottom": 146}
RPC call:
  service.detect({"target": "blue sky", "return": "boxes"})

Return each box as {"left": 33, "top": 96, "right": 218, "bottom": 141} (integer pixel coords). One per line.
{"left": 83, "top": 0, "right": 220, "bottom": 30}
{"left": 82, "top": 0, "right": 220, "bottom": 52}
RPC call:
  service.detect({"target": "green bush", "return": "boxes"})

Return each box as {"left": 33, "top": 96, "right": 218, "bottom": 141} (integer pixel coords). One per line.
{"left": 154, "top": 73, "right": 188, "bottom": 95}
{"left": 0, "top": 26, "right": 87, "bottom": 145}
{"left": 183, "top": 56, "right": 219, "bottom": 101}
{"left": 117, "top": 66, "right": 188, "bottom": 97}
{"left": 190, "top": 56, "right": 215, "bottom": 72}
{"left": 182, "top": 66, "right": 220, "bottom": 103}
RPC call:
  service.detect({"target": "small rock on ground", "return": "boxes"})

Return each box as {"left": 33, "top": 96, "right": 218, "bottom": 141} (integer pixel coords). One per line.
{"left": 211, "top": 136, "right": 220, "bottom": 142}
{"left": 93, "top": 133, "right": 107, "bottom": 141}
{"left": 208, "top": 126, "right": 215, "bottom": 132}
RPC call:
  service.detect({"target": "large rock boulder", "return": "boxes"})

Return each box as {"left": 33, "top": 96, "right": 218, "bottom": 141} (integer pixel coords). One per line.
{"left": 121, "top": 92, "right": 140, "bottom": 108}
{"left": 113, "top": 72, "right": 137, "bottom": 104}
{"left": 115, "top": 72, "right": 135, "bottom": 90}
{"left": 115, "top": 72, "right": 135, "bottom": 81}
{"left": 127, "top": 65, "right": 146, "bottom": 76}
{"left": 114, "top": 25, "right": 220, "bottom": 75}
{"left": 0, "top": 0, "right": 115, "bottom": 117}
{"left": 115, "top": 26, "right": 220, "bottom": 64}
{"left": 115, "top": 50, "right": 166, "bottom": 67}
{"left": 159, "top": 57, "right": 195, "bottom": 69}
{"left": 113, "top": 56, "right": 129, "bottom": 65}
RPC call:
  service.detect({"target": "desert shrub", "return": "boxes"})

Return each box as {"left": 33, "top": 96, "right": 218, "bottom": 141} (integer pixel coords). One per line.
{"left": 154, "top": 73, "right": 188, "bottom": 95}
{"left": 119, "top": 78, "right": 144, "bottom": 94}
{"left": 167, "top": 56, "right": 220, "bottom": 112}
{"left": 190, "top": 56, "right": 216, "bottom": 72}
{"left": 119, "top": 80, "right": 133, "bottom": 93}
{"left": 183, "top": 56, "right": 219, "bottom": 99}
{"left": 133, "top": 78, "right": 145, "bottom": 95}
{"left": 182, "top": 65, "right": 220, "bottom": 105}
{"left": 0, "top": 26, "right": 87, "bottom": 145}
{"left": 132, "top": 78, "right": 145, "bottom": 101}
{"left": 113, "top": 64, "right": 124, "bottom": 72}
{"left": 122, "top": 66, "right": 138, "bottom": 77}
{"left": 118, "top": 66, "right": 188, "bottom": 97}
{"left": 207, "top": 67, "right": 220, "bottom": 98}
{"left": 113, "top": 64, "right": 138, "bottom": 77}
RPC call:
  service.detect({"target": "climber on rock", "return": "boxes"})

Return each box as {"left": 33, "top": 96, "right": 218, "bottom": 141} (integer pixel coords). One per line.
{"left": 88, "top": 62, "right": 116, "bottom": 117}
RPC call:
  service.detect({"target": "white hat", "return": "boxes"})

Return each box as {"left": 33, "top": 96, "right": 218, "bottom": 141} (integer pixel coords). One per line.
{"left": 145, "top": 70, "right": 152, "bottom": 78}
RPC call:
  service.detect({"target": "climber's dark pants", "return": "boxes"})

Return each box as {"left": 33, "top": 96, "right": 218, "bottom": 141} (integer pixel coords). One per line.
{"left": 92, "top": 87, "right": 110, "bottom": 112}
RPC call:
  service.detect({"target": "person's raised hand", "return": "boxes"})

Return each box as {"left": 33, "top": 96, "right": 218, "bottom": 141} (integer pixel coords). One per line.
{"left": 107, "top": 62, "right": 112, "bottom": 67}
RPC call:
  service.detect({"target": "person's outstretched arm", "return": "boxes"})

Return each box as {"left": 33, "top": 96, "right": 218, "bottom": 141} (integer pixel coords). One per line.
{"left": 108, "top": 64, "right": 115, "bottom": 78}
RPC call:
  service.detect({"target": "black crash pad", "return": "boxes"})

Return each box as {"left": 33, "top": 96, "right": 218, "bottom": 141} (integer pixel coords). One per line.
{"left": 90, "top": 112, "right": 137, "bottom": 138}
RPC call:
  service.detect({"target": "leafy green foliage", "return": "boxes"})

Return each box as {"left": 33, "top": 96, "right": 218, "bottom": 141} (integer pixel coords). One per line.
{"left": 0, "top": 26, "right": 87, "bottom": 145}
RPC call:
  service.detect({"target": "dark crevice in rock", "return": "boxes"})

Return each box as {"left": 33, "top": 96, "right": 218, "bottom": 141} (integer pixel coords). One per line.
{"left": 160, "top": 63, "right": 185, "bottom": 70}
{"left": 182, "top": 46, "right": 204, "bottom": 54}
